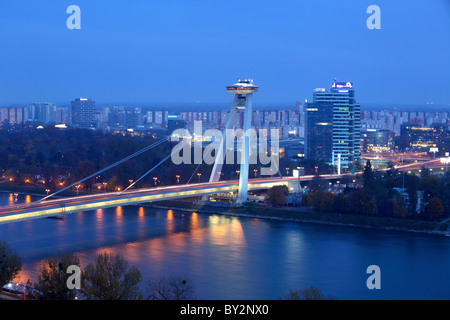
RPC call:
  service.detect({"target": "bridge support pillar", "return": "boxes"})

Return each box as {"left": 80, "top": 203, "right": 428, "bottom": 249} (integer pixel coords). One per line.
{"left": 209, "top": 79, "right": 258, "bottom": 204}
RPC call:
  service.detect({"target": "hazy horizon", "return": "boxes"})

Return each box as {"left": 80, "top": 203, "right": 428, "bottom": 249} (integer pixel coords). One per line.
{"left": 1, "top": 1, "right": 449, "bottom": 107}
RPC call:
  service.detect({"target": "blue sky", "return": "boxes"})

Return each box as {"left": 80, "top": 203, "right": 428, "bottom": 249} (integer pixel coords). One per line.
{"left": 0, "top": 0, "right": 449, "bottom": 107}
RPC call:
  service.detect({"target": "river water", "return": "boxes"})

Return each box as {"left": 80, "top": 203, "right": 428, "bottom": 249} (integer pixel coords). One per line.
{"left": 0, "top": 192, "right": 449, "bottom": 300}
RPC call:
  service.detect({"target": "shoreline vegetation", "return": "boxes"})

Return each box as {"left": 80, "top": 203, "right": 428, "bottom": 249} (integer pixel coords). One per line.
{"left": 140, "top": 200, "right": 450, "bottom": 237}
{"left": 0, "top": 185, "right": 449, "bottom": 237}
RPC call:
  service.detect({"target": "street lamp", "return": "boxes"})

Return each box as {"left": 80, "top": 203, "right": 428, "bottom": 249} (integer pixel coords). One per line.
{"left": 236, "top": 170, "right": 240, "bottom": 179}
{"left": 153, "top": 177, "right": 158, "bottom": 186}
{"left": 176, "top": 175, "right": 180, "bottom": 184}
{"left": 285, "top": 167, "right": 289, "bottom": 176}
{"left": 253, "top": 169, "right": 257, "bottom": 178}
{"left": 75, "top": 184, "right": 81, "bottom": 196}
{"left": 197, "top": 172, "right": 202, "bottom": 183}
{"left": 103, "top": 182, "right": 107, "bottom": 192}
{"left": 45, "top": 189, "right": 50, "bottom": 196}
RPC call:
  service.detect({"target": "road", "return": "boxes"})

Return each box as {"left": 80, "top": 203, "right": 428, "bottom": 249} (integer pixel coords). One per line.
{"left": 0, "top": 158, "right": 444, "bottom": 224}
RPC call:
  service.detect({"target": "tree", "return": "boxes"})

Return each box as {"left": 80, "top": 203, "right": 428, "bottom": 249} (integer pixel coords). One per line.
{"left": 81, "top": 252, "right": 142, "bottom": 300}
{"left": 0, "top": 241, "right": 22, "bottom": 289}
{"left": 279, "top": 286, "right": 336, "bottom": 300}
{"left": 147, "top": 276, "right": 195, "bottom": 300}
{"left": 333, "top": 193, "right": 352, "bottom": 214}
{"left": 267, "top": 185, "right": 289, "bottom": 207}
{"left": 363, "top": 160, "right": 374, "bottom": 188}
{"left": 420, "top": 175, "right": 443, "bottom": 201}
{"left": 425, "top": 198, "right": 444, "bottom": 220}
{"left": 34, "top": 251, "right": 80, "bottom": 300}
{"left": 407, "top": 174, "right": 419, "bottom": 216}
{"left": 75, "top": 161, "right": 95, "bottom": 190}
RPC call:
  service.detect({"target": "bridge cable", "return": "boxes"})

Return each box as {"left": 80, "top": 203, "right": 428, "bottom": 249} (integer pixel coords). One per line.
{"left": 122, "top": 139, "right": 186, "bottom": 192}
{"left": 30, "top": 135, "right": 170, "bottom": 205}
{"left": 186, "top": 163, "right": 202, "bottom": 185}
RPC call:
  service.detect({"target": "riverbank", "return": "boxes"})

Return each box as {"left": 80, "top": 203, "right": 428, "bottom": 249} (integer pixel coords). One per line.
{"left": 141, "top": 199, "right": 450, "bottom": 237}
{"left": 1, "top": 184, "right": 448, "bottom": 237}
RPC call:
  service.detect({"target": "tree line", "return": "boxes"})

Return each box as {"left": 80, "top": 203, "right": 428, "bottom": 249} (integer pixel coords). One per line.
{"left": 268, "top": 160, "right": 449, "bottom": 221}
{"left": 0, "top": 240, "right": 194, "bottom": 300}
{"left": 0, "top": 124, "right": 214, "bottom": 191}
{"left": 303, "top": 161, "right": 449, "bottom": 220}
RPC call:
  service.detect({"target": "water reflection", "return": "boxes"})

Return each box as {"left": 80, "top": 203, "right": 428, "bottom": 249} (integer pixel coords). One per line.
{"left": 1, "top": 193, "right": 450, "bottom": 300}
{"left": 208, "top": 215, "right": 247, "bottom": 247}
{"left": 166, "top": 209, "right": 174, "bottom": 234}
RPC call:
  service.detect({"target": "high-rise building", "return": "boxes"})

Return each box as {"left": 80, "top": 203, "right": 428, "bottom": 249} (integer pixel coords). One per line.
{"left": 167, "top": 114, "right": 186, "bottom": 132}
{"left": 125, "top": 107, "right": 143, "bottom": 128}
{"left": 71, "top": 98, "right": 95, "bottom": 128}
{"left": 28, "top": 102, "right": 57, "bottom": 124}
{"left": 0, "top": 107, "right": 26, "bottom": 123}
{"left": 305, "top": 80, "right": 361, "bottom": 168}
{"left": 361, "top": 129, "right": 394, "bottom": 152}
{"left": 108, "top": 106, "right": 126, "bottom": 128}
{"left": 55, "top": 107, "right": 69, "bottom": 124}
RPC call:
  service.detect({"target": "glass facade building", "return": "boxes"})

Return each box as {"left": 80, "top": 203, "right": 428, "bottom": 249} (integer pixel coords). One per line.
{"left": 305, "top": 81, "right": 361, "bottom": 168}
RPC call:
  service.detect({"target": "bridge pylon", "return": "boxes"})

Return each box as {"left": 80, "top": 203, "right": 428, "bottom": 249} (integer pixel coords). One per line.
{"left": 209, "top": 79, "right": 258, "bottom": 203}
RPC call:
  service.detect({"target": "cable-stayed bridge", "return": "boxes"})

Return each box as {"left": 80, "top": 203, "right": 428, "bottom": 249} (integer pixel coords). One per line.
{"left": 0, "top": 175, "right": 345, "bottom": 224}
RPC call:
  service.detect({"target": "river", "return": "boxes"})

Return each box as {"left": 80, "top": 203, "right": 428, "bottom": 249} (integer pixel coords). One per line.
{"left": 0, "top": 192, "right": 449, "bottom": 299}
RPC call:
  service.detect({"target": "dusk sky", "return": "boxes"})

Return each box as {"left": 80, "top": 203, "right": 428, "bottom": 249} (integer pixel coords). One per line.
{"left": 0, "top": 0, "right": 449, "bottom": 107}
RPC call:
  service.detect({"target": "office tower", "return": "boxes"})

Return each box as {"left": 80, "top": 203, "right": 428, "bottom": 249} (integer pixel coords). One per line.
{"left": 361, "top": 129, "right": 394, "bottom": 152}
{"left": 71, "top": 98, "right": 95, "bottom": 128}
{"left": 125, "top": 108, "right": 143, "bottom": 128}
{"left": 108, "top": 106, "right": 126, "bottom": 128}
{"left": 305, "top": 80, "right": 361, "bottom": 169}
{"left": 167, "top": 114, "right": 186, "bottom": 132}
{"left": 55, "top": 107, "right": 69, "bottom": 124}
{"left": 28, "top": 102, "right": 57, "bottom": 124}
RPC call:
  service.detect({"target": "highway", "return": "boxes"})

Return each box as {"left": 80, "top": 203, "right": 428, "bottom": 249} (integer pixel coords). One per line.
{"left": 0, "top": 176, "right": 317, "bottom": 224}
{"left": 0, "top": 158, "right": 444, "bottom": 225}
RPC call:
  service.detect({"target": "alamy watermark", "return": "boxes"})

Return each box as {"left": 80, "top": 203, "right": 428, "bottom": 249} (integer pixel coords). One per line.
{"left": 66, "top": 265, "right": 81, "bottom": 290}
{"left": 170, "top": 121, "right": 279, "bottom": 176}
{"left": 66, "top": 5, "right": 81, "bottom": 30}
{"left": 366, "top": 265, "right": 381, "bottom": 290}
{"left": 367, "top": 5, "right": 381, "bottom": 30}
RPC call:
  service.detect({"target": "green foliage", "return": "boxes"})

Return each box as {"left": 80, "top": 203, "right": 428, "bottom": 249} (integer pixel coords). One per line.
{"left": 0, "top": 125, "right": 175, "bottom": 189}
{"left": 420, "top": 175, "right": 444, "bottom": 201}
{"left": 34, "top": 251, "right": 80, "bottom": 300}
{"left": 0, "top": 241, "right": 22, "bottom": 288}
{"left": 333, "top": 193, "right": 352, "bottom": 214}
{"left": 425, "top": 198, "right": 444, "bottom": 220}
{"left": 81, "top": 252, "right": 142, "bottom": 300}
{"left": 267, "top": 185, "right": 289, "bottom": 207}
{"left": 304, "top": 190, "right": 335, "bottom": 212}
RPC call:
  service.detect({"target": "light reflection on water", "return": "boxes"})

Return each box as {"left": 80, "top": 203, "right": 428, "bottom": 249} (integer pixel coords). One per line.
{"left": 0, "top": 192, "right": 449, "bottom": 300}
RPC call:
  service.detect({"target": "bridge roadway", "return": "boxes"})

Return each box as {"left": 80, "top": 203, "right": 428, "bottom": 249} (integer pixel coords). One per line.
{"left": 0, "top": 174, "right": 346, "bottom": 224}
{"left": 0, "top": 159, "right": 442, "bottom": 225}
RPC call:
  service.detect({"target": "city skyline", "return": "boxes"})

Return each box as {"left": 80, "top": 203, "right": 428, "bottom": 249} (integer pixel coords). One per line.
{"left": 1, "top": 1, "right": 450, "bottom": 304}
{"left": 0, "top": 1, "right": 449, "bottom": 106}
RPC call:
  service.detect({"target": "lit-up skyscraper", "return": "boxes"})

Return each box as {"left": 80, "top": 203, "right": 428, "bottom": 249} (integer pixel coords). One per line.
{"left": 71, "top": 98, "right": 95, "bottom": 128}
{"left": 305, "top": 79, "right": 361, "bottom": 169}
